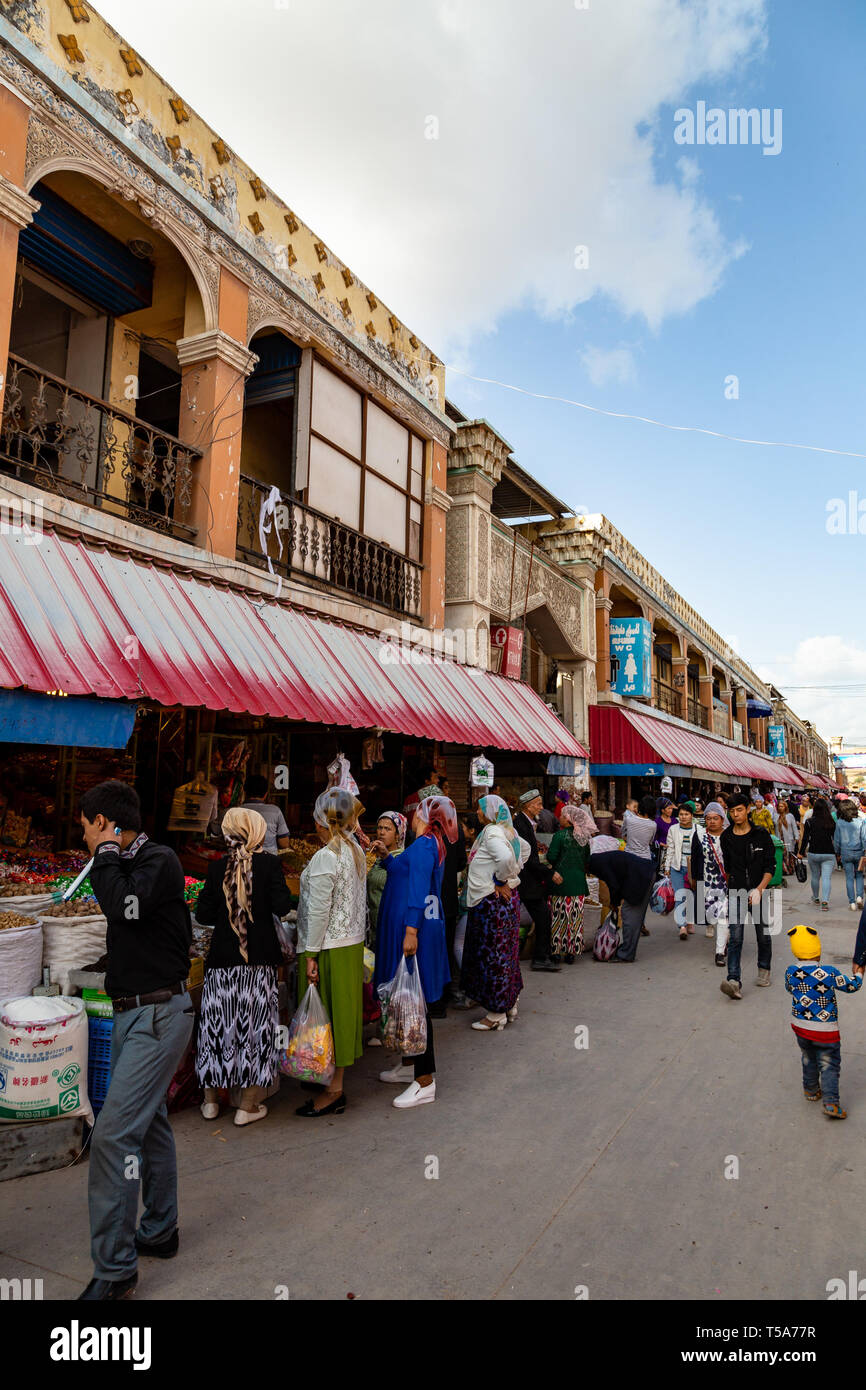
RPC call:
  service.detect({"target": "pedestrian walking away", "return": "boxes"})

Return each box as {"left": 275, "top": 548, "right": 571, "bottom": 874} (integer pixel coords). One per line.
{"left": 785, "top": 924, "right": 862, "bottom": 1118}
{"left": 194, "top": 807, "right": 293, "bottom": 1127}
{"left": 718, "top": 793, "right": 776, "bottom": 999}
{"left": 833, "top": 800, "right": 866, "bottom": 910}
{"left": 800, "top": 797, "right": 837, "bottom": 911}
{"left": 78, "top": 780, "right": 195, "bottom": 1302}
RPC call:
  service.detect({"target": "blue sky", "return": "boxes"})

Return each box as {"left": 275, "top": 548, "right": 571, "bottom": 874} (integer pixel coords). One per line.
{"left": 95, "top": 0, "right": 866, "bottom": 741}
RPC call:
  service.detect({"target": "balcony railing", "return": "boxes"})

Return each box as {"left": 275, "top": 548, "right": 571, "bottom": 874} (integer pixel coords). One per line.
{"left": 237, "top": 473, "right": 423, "bottom": 618}
{"left": 0, "top": 355, "right": 200, "bottom": 540}
{"left": 653, "top": 678, "right": 683, "bottom": 719}
{"left": 687, "top": 696, "right": 710, "bottom": 730}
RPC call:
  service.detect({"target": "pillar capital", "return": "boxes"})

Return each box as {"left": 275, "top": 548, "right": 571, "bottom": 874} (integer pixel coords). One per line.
{"left": 0, "top": 174, "right": 39, "bottom": 230}
{"left": 176, "top": 329, "right": 258, "bottom": 377}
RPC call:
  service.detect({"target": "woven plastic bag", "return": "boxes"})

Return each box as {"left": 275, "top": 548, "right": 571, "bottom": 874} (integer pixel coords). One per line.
{"left": 278, "top": 983, "right": 335, "bottom": 1085}
{"left": 377, "top": 955, "right": 427, "bottom": 1056}
{"left": 593, "top": 910, "right": 621, "bottom": 962}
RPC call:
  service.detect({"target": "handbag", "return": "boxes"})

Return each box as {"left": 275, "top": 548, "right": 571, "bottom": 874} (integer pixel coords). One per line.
{"left": 593, "top": 910, "right": 621, "bottom": 961}
{"left": 794, "top": 857, "right": 808, "bottom": 884}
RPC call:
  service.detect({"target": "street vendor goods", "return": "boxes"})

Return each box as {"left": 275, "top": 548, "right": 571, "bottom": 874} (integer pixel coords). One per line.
{"left": 377, "top": 955, "right": 427, "bottom": 1056}
{"left": 278, "top": 983, "right": 335, "bottom": 1085}
{"left": 0, "top": 913, "right": 43, "bottom": 997}
{"left": 0, "top": 994, "right": 93, "bottom": 1124}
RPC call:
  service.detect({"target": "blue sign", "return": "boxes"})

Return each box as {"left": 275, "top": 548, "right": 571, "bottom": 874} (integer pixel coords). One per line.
{"left": 768, "top": 724, "right": 786, "bottom": 758}
{"left": 609, "top": 618, "right": 652, "bottom": 697}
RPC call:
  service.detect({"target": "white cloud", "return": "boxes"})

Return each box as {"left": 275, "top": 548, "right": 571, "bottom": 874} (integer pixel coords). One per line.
{"left": 94, "top": 0, "right": 766, "bottom": 358}
{"left": 759, "top": 636, "right": 866, "bottom": 744}
{"left": 581, "top": 345, "right": 636, "bottom": 387}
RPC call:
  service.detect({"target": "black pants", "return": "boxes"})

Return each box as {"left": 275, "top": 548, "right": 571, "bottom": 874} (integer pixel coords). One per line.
{"left": 443, "top": 912, "right": 459, "bottom": 990}
{"left": 408, "top": 1013, "right": 435, "bottom": 1078}
{"left": 525, "top": 896, "right": 553, "bottom": 961}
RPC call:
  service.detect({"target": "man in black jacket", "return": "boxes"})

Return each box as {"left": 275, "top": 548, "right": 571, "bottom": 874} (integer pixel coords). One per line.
{"left": 78, "top": 780, "right": 194, "bottom": 1302}
{"left": 514, "top": 789, "right": 560, "bottom": 972}
{"left": 718, "top": 793, "right": 776, "bottom": 1000}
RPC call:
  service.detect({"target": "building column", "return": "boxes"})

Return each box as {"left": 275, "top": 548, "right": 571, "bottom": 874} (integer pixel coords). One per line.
{"left": 422, "top": 439, "right": 450, "bottom": 631}
{"left": 720, "top": 688, "right": 733, "bottom": 740}
{"left": 0, "top": 83, "right": 39, "bottom": 418}
{"left": 699, "top": 673, "right": 714, "bottom": 729}
{"left": 176, "top": 269, "right": 257, "bottom": 558}
{"left": 595, "top": 592, "right": 613, "bottom": 694}
{"left": 445, "top": 419, "right": 511, "bottom": 669}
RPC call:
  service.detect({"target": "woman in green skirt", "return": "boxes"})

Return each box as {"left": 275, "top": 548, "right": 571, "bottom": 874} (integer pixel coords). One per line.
{"left": 546, "top": 803, "right": 594, "bottom": 962}
{"left": 295, "top": 787, "right": 367, "bottom": 1117}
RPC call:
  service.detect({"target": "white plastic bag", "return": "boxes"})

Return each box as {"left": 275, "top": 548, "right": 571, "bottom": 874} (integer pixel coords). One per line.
{"left": 0, "top": 914, "right": 43, "bottom": 997}
{"left": 0, "top": 995, "right": 93, "bottom": 1125}
{"left": 377, "top": 956, "right": 427, "bottom": 1056}
{"left": 278, "top": 984, "right": 335, "bottom": 1085}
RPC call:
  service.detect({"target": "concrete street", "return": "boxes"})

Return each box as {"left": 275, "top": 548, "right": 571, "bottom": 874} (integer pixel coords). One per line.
{"left": 2, "top": 866, "right": 865, "bottom": 1302}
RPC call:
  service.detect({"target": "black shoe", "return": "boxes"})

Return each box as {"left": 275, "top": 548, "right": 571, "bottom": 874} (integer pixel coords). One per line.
{"left": 531, "top": 959, "right": 561, "bottom": 972}
{"left": 78, "top": 1274, "right": 137, "bottom": 1301}
{"left": 428, "top": 1002, "right": 447, "bottom": 1019}
{"left": 563, "top": 953, "right": 575, "bottom": 964}
{"left": 134, "top": 1229, "right": 178, "bottom": 1259}
{"left": 295, "top": 1093, "right": 346, "bottom": 1117}
{"left": 714, "top": 953, "right": 726, "bottom": 967}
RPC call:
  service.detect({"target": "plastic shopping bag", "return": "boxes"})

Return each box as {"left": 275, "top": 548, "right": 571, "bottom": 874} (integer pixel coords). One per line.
{"left": 278, "top": 983, "right": 335, "bottom": 1085}
{"left": 650, "top": 876, "right": 675, "bottom": 916}
{"left": 592, "top": 909, "right": 621, "bottom": 962}
{"left": 376, "top": 955, "right": 427, "bottom": 1056}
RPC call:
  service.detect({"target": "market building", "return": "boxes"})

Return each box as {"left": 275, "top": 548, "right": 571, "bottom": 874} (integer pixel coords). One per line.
{"left": 513, "top": 512, "right": 836, "bottom": 807}
{"left": 0, "top": 0, "right": 585, "bottom": 879}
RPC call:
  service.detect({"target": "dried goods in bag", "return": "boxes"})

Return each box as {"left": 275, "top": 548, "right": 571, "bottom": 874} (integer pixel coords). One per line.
{"left": 377, "top": 955, "right": 427, "bottom": 1056}
{"left": 278, "top": 983, "right": 335, "bottom": 1085}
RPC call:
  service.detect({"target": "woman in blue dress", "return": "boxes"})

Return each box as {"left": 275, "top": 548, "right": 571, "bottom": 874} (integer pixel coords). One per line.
{"left": 371, "top": 794, "right": 457, "bottom": 1110}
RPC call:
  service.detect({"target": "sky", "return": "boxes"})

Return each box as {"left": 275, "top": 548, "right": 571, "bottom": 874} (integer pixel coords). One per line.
{"left": 94, "top": 0, "right": 866, "bottom": 746}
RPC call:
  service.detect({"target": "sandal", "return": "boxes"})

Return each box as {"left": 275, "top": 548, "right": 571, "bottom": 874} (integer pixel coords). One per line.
{"left": 823, "top": 1102, "right": 847, "bottom": 1119}
{"left": 471, "top": 1015, "right": 506, "bottom": 1031}
{"left": 821, "top": 903, "right": 830, "bottom": 912}
{"left": 804, "top": 1088, "right": 822, "bottom": 1102}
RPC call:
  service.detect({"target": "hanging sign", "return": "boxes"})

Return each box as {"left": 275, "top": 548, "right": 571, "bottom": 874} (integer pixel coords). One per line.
{"left": 609, "top": 618, "right": 652, "bottom": 697}
{"left": 768, "top": 725, "right": 786, "bottom": 758}
{"left": 491, "top": 624, "right": 524, "bottom": 680}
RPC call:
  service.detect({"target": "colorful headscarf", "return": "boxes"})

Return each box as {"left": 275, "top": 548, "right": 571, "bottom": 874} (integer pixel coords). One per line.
{"left": 561, "top": 803, "right": 598, "bottom": 846}
{"left": 314, "top": 787, "right": 366, "bottom": 878}
{"left": 377, "top": 810, "right": 407, "bottom": 852}
{"left": 414, "top": 794, "right": 458, "bottom": 864}
{"left": 221, "top": 807, "right": 267, "bottom": 962}
{"left": 474, "top": 793, "right": 522, "bottom": 862}
{"left": 555, "top": 789, "right": 570, "bottom": 804}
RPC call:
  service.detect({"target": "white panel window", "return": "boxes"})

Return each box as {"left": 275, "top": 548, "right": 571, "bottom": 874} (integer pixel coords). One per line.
{"left": 409, "top": 499, "right": 422, "bottom": 562}
{"left": 410, "top": 435, "right": 424, "bottom": 499}
{"left": 364, "top": 474, "right": 406, "bottom": 551}
{"left": 311, "top": 361, "right": 362, "bottom": 459}
{"left": 307, "top": 435, "right": 361, "bottom": 529}
{"left": 366, "top": 400, "right": 408, "bottom": 484}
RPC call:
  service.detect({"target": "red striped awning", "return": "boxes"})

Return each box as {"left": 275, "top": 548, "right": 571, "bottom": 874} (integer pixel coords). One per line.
{"left": 0, "top": 529, "right": 586, "bottom": 756}
{"left": 590, "top": 704, "right": 800, "bottom": 784}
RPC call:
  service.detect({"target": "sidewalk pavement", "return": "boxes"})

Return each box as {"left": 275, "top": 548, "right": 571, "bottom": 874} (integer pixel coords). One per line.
{"left": 1, "top": 866, "right": 864, "bottom": 1301}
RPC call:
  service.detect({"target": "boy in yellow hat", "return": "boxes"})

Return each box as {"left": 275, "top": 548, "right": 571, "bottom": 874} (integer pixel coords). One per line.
{"left": 785, "top": 924, "right": 862, "bottom": 1118}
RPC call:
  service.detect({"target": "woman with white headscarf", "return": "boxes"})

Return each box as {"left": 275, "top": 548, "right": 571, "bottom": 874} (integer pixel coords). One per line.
{"left": 460, "top": 795, "right": 530, "bottom": 1031}
{"left": 371, "top": 795, "right": 457, "bottom": 1108}
{"left": 294, "top": 787, "right": 368, "bottom": 1117}
{"left": 195, "top": 807, "right": 294, "bottom": 1127}
{"left": 546, "top": 803, "right": 594, "bottom": 962}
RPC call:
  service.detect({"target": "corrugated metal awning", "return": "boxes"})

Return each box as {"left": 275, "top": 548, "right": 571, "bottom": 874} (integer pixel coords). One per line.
{"left": 0, "top": 529, "right": 587, "bottom": 756}
{"left": 589, "top": 704, "right": 800, "bottom": 785}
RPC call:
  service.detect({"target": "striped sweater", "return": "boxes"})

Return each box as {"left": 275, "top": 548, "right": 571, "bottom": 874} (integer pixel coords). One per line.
{"left": 784, "top": 962, "right": 861, "bottom": 1044}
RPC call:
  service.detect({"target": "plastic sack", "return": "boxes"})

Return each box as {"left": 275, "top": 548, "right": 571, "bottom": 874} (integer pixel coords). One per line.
{"left": 0, "top": 995, "right": 93, "bottom": 1125}
{"left": 278, "top": 983, "right": 335, "bottom": 1085}
{"left": 0, "top": 914, "right": 43, "bottom": 997}
{"left": 377, "top": 955, "right": 427, "bottom": 1056}
{"left": 41, "top": 916, "right": 108, "bottom": 995}
{"left": 274, "top": 915, "right": 296, "bottom": 963}
{"left": 592, "top": 911, "right": 621, "bottom": 962}
{"left": 651, "top": 877, "right": 675, "bottom": 915}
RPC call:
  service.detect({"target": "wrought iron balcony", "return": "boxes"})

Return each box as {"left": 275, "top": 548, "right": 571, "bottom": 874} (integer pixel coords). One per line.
{"left": 687, "top": 696, "right": 710, "bottom": 730}
{"left": 653, "top": 677, "right": 683, "bottom": 719}
{"left": 237, "top": 473, "right": 423, "bottom": 618}
{"left": 0, "top": 354, "right": 200, "bottom": 540}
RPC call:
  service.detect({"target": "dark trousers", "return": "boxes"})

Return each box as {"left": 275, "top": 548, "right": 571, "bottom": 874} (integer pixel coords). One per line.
{"left": 443, "top": 912, "right": 459, "bottom": 990}
{"left": 407, "top": 1013, "right": 435, "bottom": 1078}
{"left": 525, "top": 896, "right": 553, "bottom": 961}
{"left": 796, "top": 1035, "right": 841, "bottom": 1105}
{"left": 615, "top": 879, "right": 655, "bottom": 961}
{"left": 725, "top": 895, "right": 772, "bottom": 982}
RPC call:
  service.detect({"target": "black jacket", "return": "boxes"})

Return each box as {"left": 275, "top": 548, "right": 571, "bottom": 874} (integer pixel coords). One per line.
{"left": 800, "top": 817, "right": 835, "bottom": 857}
{"left": 195, "top": 851, "right": 293, "bottom": 969}
{"left": 90, "top": 836, "right": 192, "bottom": 998}
{"left": 719, "top": 825, "right": 775, "bottom": 891}
{"left": 514, "top": 811, "right": 552, "bottom": 902}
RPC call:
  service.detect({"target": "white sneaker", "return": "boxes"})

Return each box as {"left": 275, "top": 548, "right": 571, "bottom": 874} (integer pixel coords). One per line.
{"left": 858, "top": 897, "right": 864, "bottom": 909}
{"left": 379, "top": 1062, "right": 416, "bottom": 1084}
{"left": 233, "top": 1104, "right": 267, "bottom": 1126}
{"left": 850, "top": 903, "right": 859, "bottom": 912}
{"left": 200, "top": 1101, "right": 219, "bottom": 1120}
{"left": 393, "top": 1079, "right": 436, "bottom": 1109}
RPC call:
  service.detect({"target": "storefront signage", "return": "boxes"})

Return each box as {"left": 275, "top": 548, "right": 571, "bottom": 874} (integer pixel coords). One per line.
{"left": 609, "top": 618, "right": 652, "bottom": 698}
{"left": 768, "top": 724, "right": 786, "bottom": 758}
{"left": 491, "top": 624, "right": 524, "bottom": 680}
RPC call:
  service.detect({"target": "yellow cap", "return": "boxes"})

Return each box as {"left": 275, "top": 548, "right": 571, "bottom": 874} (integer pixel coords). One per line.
{"left": 788, "top": 924, "right": 821, "bottom": 960}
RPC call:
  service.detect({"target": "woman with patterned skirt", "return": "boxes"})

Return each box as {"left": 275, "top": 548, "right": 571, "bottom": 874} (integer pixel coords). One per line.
{"left": 461, "top": 795, "right": 529, "bottom": 1031}
{"left": 195, "top": 807, "right": 293, "bottom": 1127}
{"left": 546, "top": 803, "right": 593, "bottom": 962}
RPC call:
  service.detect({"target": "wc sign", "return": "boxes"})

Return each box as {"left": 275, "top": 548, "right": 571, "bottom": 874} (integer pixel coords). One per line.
{"left": 609, "top": 618, "right": 652, "bottom": 697}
